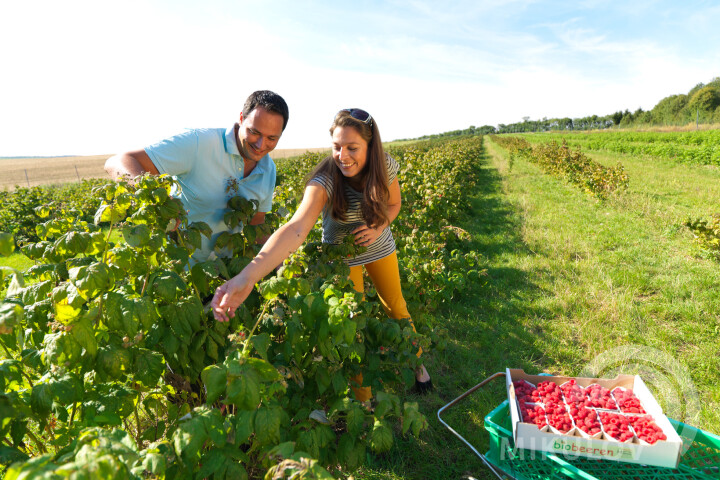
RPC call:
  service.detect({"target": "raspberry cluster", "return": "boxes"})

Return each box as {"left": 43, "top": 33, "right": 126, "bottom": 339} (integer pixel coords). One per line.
{"left": 629, "top": 415, "right": 667, "bottom": 444}
{"left": 586, "top": 384, "right": 619, "bottom": 409}
{"left": 545, "top": 401, "right": 573, "bottom": 433}
{"left": 560, "top": 379, "right": 586, "bottom": 405}
{"left": 598, "top": 411, "right": 634, "bottom": 442}
{"left": 513, "top": 380, "right": 536, "bottom": 403}
{"left": 612, "top": 387, "right": 646, "bottom": 414}
{"left": 568, "top": 404, "right": 601, "bottom": 436}
{"left": 519, "top": 400, "right": 547, "bottom": 428}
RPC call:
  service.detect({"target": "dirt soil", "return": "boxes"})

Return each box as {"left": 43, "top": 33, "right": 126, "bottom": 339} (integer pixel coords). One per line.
{"left": 0, "top": 148, "right": 327, "bottom": 190}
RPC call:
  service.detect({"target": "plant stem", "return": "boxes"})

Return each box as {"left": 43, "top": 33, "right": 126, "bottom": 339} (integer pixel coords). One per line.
{"left": 134, "top": 390, "right": 143, "bottom": 448}
{"left": 241, "top": 300, "right": 270, "bottom": 356}
{"left": 101, "top": 219, "right": 115, "bottom": 265}
{"left": 123, "top": 418, "right": 141, "bottom": 449}
{"left": 0, "top": 342, "right": 14, "bottom": 359}
{"left": 25, "top": 430, "right": 47, "bottom": 454}
{"left": 140, "top": 271, "right": 150, "bottom": 297}
{"left": 69, "top": 402, "right": 77, "bottom": 429}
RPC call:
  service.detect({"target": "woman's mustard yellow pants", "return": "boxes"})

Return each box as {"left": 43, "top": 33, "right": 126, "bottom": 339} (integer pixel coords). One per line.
{"left": 347, "top": 251, "right": 421, "bottom": 402}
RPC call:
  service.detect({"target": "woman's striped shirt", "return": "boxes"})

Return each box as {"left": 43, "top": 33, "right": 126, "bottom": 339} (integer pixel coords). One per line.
{"left": 309, "top": 154, "right": 399, "bottom": 267}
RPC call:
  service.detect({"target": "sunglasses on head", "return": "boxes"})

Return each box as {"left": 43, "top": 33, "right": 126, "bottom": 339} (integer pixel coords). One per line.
{"left": 340, "top": 108, "right": 373, "bottom": 126}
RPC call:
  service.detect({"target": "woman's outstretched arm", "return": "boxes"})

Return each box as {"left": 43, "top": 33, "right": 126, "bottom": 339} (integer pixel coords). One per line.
{"left": 211, "top": 183, "right": 327, "bottom": 321}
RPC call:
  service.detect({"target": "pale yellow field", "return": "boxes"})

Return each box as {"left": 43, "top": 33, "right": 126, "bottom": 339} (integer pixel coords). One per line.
{"left": 0, "top": 148, "right": 328, "bottom": 191}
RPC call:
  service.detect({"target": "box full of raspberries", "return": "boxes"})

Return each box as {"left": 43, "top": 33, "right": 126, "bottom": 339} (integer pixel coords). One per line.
{"left": 506, "top": 368, "right": 682, "bottom": 468}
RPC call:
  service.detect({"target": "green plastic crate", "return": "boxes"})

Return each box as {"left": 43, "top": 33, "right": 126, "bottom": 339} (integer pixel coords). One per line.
{"left": 484, "top": 400, "right": 720, "bottom": 480}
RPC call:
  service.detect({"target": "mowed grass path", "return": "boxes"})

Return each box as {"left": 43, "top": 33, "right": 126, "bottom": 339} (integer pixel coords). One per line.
{"left": 357, "top": 137, "right": 720, "bottom": 479}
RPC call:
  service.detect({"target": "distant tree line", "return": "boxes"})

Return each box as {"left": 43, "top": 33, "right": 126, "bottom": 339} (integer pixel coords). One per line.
{"left": 402, "top": 76, "right": 720, "bottom": 139}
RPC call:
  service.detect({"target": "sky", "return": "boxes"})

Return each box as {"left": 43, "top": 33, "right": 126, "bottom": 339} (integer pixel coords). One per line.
{"left": 1, "top": 0, "right": 719, "bottom": 157}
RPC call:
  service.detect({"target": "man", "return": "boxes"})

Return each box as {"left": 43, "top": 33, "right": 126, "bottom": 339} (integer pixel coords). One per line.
{"left": 105, "top": 90, "right": 289, "bottom": 263}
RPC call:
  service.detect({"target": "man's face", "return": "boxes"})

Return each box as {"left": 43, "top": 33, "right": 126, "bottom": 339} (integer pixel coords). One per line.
{"left": 237, "top": 106, "right": 284, "bottom": 162}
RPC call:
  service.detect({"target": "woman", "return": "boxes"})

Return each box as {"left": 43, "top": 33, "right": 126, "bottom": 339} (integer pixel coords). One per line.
{"left": 211, "top": 108, "right": 432, "bottom": 398}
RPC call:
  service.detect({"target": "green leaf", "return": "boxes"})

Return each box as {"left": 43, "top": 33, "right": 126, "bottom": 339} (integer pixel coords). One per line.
{"left": 94, "top": 202, "right": 127, "bottom": 225}
{"left": 20, "top": 280, "right": 53, "bottom": 305}
{"left": 157, "top": 197, "right": 183, "bottom": 222}
{"left": 188, "top": 221, "right": 212, "bottom": 239}
{"left": 205, "top": 337, "right": 218, "bottom": 361}
{"left": 49, "top": 373, "right": 84, "bottom": 405}
{"left": 69, "top": 262, "right": 114, "bottom": 301}
{"left": 161, "top": 331, "right": 180, "bottom": 355}
{"left": 182, "top": 228, "right": 202, "bottom": 250}
{"left": 86, "top": 231, "right": 107, "bottom": 255}
{"left": 0, "top": 301, "right": 23, "bottom": 336}
{"left": 0, "top": 360, "right": 23, "bottom": 392}
{"left": 402, "top": 401, "right": 428, "bottom": 437}
{"left": 254, "top": 405, "right": 282, "bottom": 446}
{"left": 196, "top": 406, "right": 227, "bottom": 447}
{"left": 345, "top": 405, "right": 365, "bottom": 437}
{"left": 370, "top": 419, "right": 393, "bottom": 453}
{"left": 141, "top": 452, "right": 166, "bottom": 476}
{"left": 54, "top": 298, "right": 83, "bottom": 325}
{"left": 332, "top": 370, "right": 347, "bottom": 395}
{"left": 225, "top": 366, "right": 260, "bottom": 410}
{"left": 31, "top": 383, "right": 53, "bottom": 417}
{"left": 160, "top": 298, "right": 202, "bottom": 340}
{"left": 315, "top": 366, "right": 331, "bottom": 394}
{"left": 72, "top": 312, "right": 98, "bottom": 357}
{"left": 258, "top": 276, "right": 288, "bottom": 300}
{"left": 0, "top": 232, "right": 15, "bottom": 257}
{"left": 121, "top": 224, "right": 152, "bottom": 247}
{"left": 55, "top": 231, "right": 90, "bottom": 257}
{"left": 173, "top": 416, "right": 208, "bottom": 464}
{"left": 373, "top": 391, "right": 395, "bottom": 419}
{"left": 133, "top": 349, "right": 165, "bottom": 386}
{"left": 249, "top": 333, "right": 270, "bottom": 361}
{"left": 0, "top": 445, "right": 29, "bottom": 466}
{"left": 42, "top": 332, "right": 83, "bottom": 367}
{"left": 201, "top": 365, "right": 227, "bottom": 405}
{"left": 337, "top": 433, "right": 364, "bottom": 470}
{"left": 151, "top": 271, "right": 187, "bottom": 303}
{"left": 97, "top": 345, "right": 133, "bottom": 380}
{"left": 234, "top": 409, "right": 255, "bottom": 444}
{"left": 245, "top": 357, "right": 281, "bottom": 382}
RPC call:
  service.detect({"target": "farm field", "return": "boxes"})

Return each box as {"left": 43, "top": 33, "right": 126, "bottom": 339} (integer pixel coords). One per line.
{"left": 0, "top": 148, "right": 329, "bottom": 190}
{"left": 3, "top": 131, "right": 720, "bottom": 479}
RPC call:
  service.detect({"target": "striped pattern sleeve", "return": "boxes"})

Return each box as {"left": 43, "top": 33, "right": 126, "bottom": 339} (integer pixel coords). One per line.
{"left": 386, "top": 154, "right": 399, "bottom": 184}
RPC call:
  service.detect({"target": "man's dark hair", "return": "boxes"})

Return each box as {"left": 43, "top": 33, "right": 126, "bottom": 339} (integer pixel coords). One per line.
{"left": 243, "top": 90, "right": 289, "bottom": 131}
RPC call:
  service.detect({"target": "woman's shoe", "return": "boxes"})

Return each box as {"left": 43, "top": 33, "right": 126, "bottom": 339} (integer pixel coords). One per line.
{"left": 413, "top": 378, "right": 434, "bottom": 394}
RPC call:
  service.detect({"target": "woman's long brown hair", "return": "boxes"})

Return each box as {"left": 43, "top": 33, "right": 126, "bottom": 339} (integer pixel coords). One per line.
{"left": 305, "top": 110, "right": 390, "bottom": 227}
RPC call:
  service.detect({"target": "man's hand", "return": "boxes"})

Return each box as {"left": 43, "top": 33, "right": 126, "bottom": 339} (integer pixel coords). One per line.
{"left": 211, "top": 275, "right": 254, "bottom": 322}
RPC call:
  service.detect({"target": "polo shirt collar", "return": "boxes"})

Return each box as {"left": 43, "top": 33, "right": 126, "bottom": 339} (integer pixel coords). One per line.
{"left": 224, "top": 123, "right": 270, "bottom": 176}
{"left": 224, "top": 124, "right": 240, "bottom": 156}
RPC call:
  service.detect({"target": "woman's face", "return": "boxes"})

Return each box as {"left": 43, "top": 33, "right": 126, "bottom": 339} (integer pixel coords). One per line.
{"left": 332, "top": 126, "right": 368, "bottom": 178}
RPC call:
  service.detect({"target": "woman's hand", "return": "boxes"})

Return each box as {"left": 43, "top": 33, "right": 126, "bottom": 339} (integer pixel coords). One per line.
{"left": 211, "top": 275, "right": 254, "bottom": 322}
{"left": 352, "top": 223, "right": 385, "bottom": 246}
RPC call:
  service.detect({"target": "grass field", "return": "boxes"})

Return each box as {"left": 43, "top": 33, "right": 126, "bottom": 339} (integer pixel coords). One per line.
{"left": 0, "top": 148, "right": 329, "bottom": 190}
{"left": 352, "top": 136, "right": 720, "bottom": 479}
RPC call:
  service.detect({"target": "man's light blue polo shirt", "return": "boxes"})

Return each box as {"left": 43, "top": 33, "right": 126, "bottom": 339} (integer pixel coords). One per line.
{"left": 145, "top": 125, "right": 276, "bottom": 262}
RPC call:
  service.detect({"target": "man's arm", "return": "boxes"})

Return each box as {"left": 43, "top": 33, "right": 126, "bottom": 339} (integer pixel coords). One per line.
{"left": 105, "top": 149, "right": 160, "bottom": 180}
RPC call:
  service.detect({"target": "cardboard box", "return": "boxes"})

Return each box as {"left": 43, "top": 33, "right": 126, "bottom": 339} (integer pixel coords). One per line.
{"left": 506, "top": 368, "right": 683, "bottom": 468}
